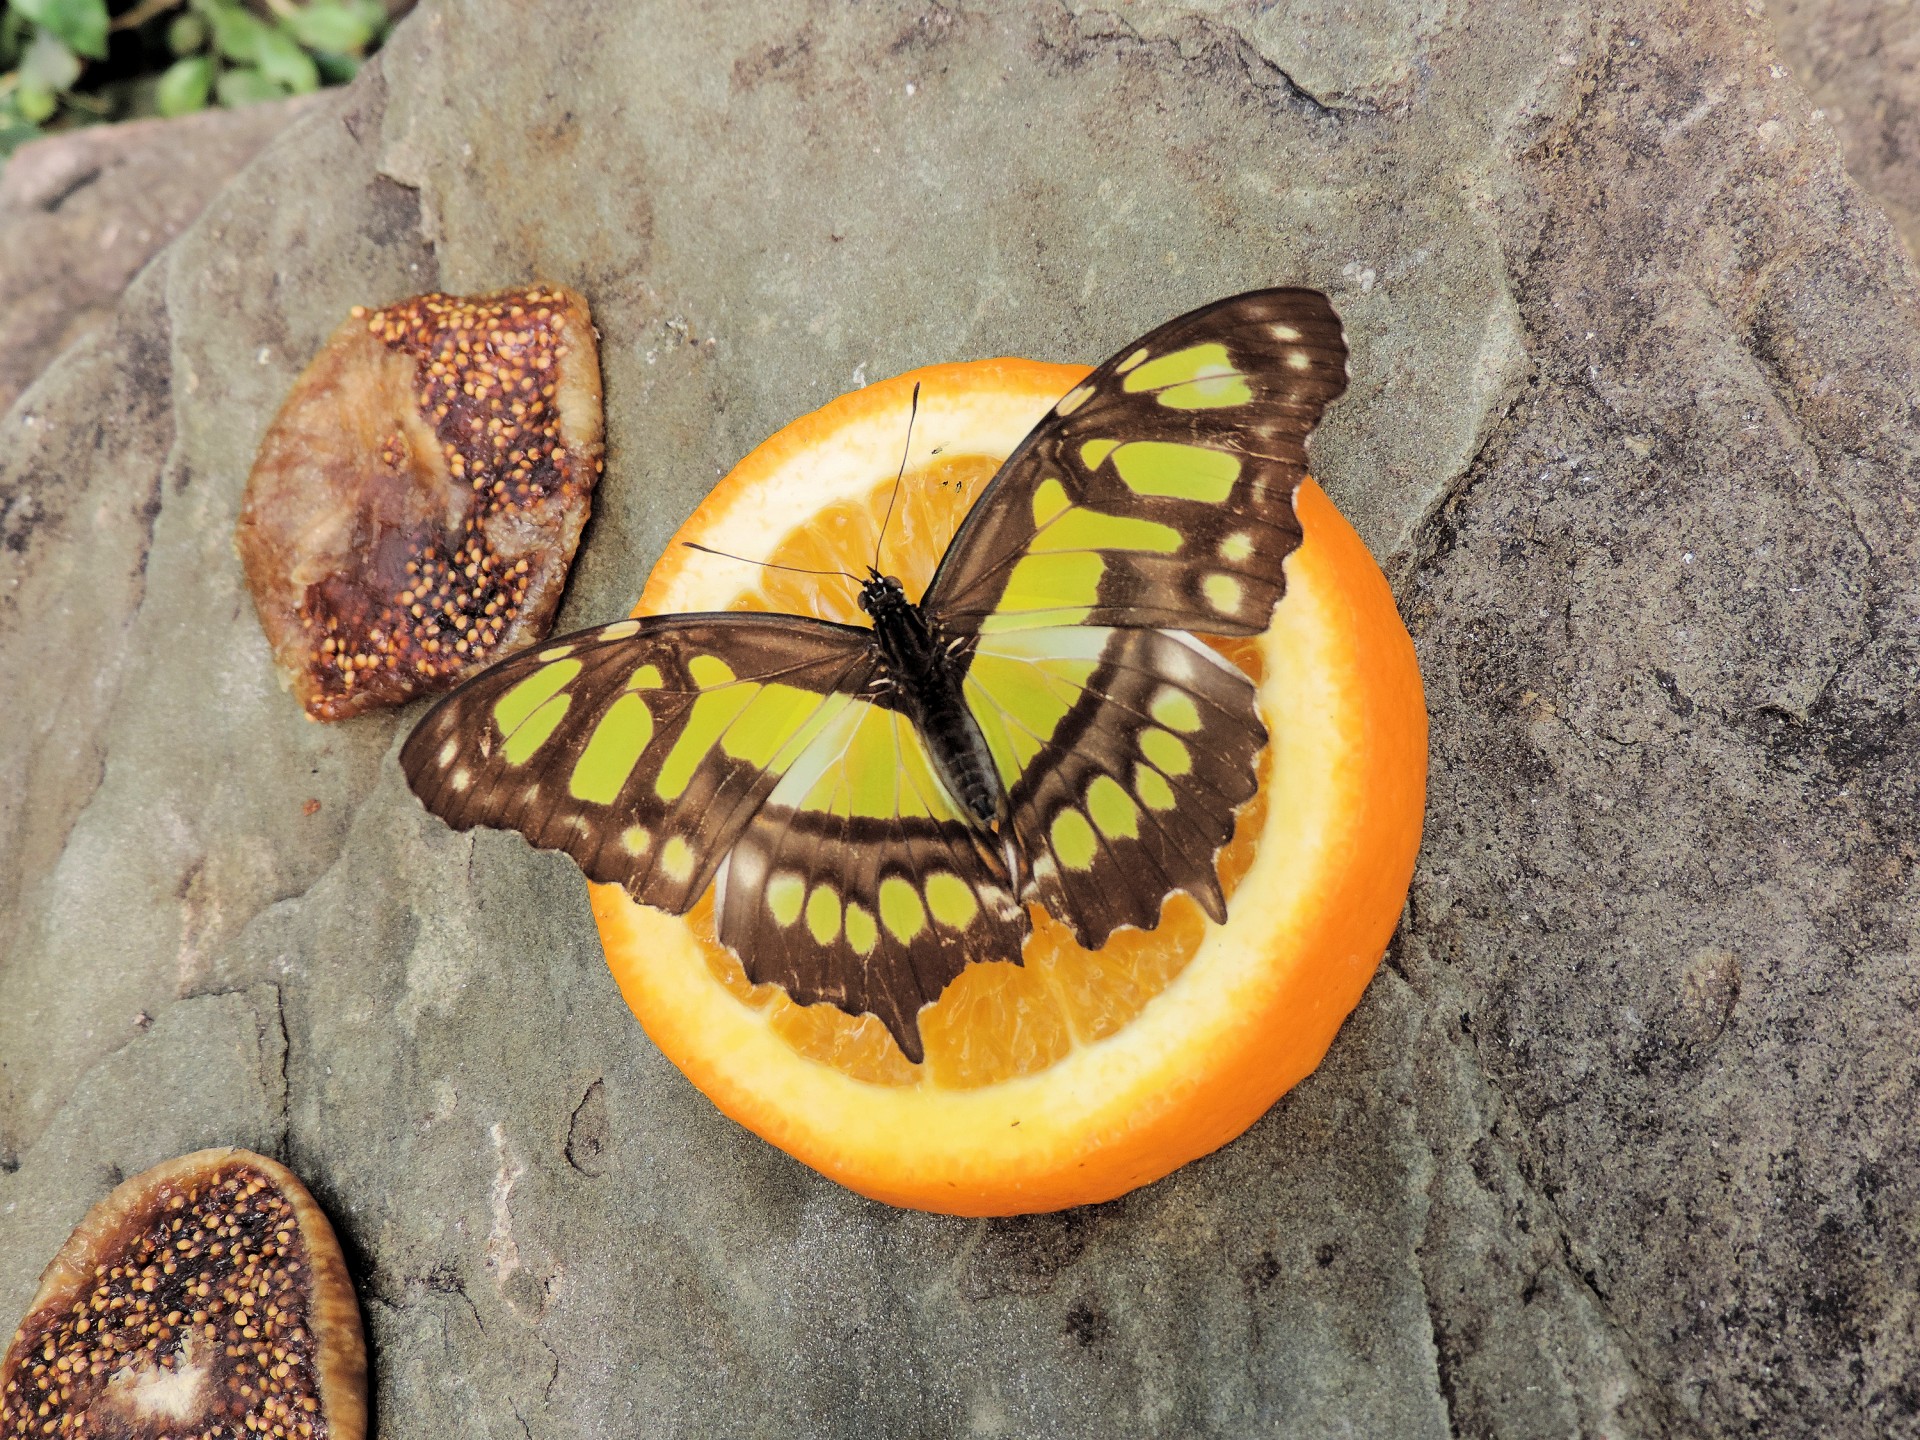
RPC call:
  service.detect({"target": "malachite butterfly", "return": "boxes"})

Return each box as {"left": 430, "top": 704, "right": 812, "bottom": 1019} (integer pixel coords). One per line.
{"left": 401, "top": 290, "right": 1349, "bottom": 1061}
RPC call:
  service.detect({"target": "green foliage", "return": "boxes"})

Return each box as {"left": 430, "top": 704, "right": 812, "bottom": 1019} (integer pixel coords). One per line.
{"left": 0, "top": 0, "right": 390, "bottom": 155}
{"left": 164, "top": 10, "right": 202, "bottom": 53}
{"left": 200, "top": 0, "right": 268, "bottom": 61}
{"left": 153, "top": 50, "right": 207, "bottom": 113}
{"left": 283, "top": 0, "right": 374, "bottom": 55}
{"left": 17, "top": 25, "right": 80, "bottom": 116}
{"left": 251, "top": 23, "right": 318, "bottom": 93}
{"left": 13, "top": 0, "right": 106, "bottom": 59}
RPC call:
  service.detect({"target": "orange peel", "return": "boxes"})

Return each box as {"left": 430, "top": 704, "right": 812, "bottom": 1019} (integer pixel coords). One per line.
{"left": 591, "top": 358, "right": 1426, "bottom": 1214}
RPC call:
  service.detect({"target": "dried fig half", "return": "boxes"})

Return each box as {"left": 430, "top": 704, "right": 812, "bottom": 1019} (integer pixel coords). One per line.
{"left": 1, "top": 1148, "right": 365, "bottom": 1439}
{"left": 238, "top": 284, "right": 604, "bottom": 721}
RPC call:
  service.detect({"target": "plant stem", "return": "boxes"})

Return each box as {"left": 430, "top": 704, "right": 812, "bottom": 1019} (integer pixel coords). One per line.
{"left": 109, "top": 0, "right": 187, "bottom": 32}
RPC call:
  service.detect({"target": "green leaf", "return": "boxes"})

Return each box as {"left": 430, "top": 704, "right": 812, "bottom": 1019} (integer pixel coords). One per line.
{"left": 199, "top": 0, "right": 268, "bottom": 64}
{"left": 213, "top": 62, "right": 285, "bottom": 108}
{"left": 166, "top": 11, "right": 207, "bottom": 56}
{"left": 11, "top": 0, "right": 107, "bottom": 60}
{"left": 253, "top": 23, "right": 316, "bottom": 92}
{"left": 312, "top": 48, "right": 358, "bottom": 84}
{"left": 15, "top": 77, "right": 56, "bottom": 121}
{"left": 19, "top": 25, "right": 80, "bottom": 91}
{"left": 156, "top": 53, "right": 212, "bottom": 115}
{"left": 283, "top": 1, "right": 373, "bottom": 56}
{"left": 0, "top": 112, "right": 42, "bottom": 157}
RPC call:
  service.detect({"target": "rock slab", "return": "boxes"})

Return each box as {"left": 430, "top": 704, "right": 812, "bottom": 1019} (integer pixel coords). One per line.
{"left": 0, "top": 98, "right": 315, "bottom": 414}
{"left": 2, "top": 1, "right": 1917, "bottom": 1436}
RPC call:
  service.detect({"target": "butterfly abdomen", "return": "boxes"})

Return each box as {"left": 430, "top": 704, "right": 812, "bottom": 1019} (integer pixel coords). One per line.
{"left": 861, "top": 576, "right": 1005, "bottom": 833}
{"left": 910, "top": 664, "right": 1004, "bottom": 830}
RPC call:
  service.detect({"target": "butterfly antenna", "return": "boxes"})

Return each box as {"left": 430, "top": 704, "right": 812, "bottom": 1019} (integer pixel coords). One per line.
{"left": 873, "top": 382, "right": 920, "bottom": 575}
{"left": 682, "top": 542, "right": 860, "bottom": 583}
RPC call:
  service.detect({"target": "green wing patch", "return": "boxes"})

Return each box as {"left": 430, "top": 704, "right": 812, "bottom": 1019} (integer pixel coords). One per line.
{"left": 925, "top": 288, "right": 1348, "bottom": 639}
{"left": 960, "top": 624, "right": 1266, "bottom": 948}
{"left": 401, "top": 614, "right": 879, "bottom": 913}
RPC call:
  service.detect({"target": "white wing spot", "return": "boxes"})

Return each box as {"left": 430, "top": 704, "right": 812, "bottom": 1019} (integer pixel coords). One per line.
{"left": 438, "top": 737, "right": 459, "bottom": 768}
{"left": 1271, "top": 323, "right": 1303, "bottom": 342}
{"left": 1153, "top": 635, "right": 1199, "bottom": 684}
{"left": 1219, "top": 532, "right": 1255, "bottom": 563}
{"left": 450, "top": 768, "right": 471, "bottom": 792}
{"left": 662, "top": 836, "right": 695, "bottom": 884}
{"left": 620, "top": 825, "right": 651, "bottom": 856}
{"left": 1286, "top": 352, "right": 1312, "bottom": 371}
{"left": 599, "top": 619, "right": 641, "bottom": 641}
{"left": 730, "top": 844, "right": 767, "bottom": 891}
{"left": 1203, "top": 573, "right": 1244, "bottom": 614}
{"left": 1055, "top": 383, "right": 1095, "bottom": 417}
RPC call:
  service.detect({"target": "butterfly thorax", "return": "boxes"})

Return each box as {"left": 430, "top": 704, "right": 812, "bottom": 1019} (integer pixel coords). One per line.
{"left": 858, "top": 572, "right": 1005, "bottom": 833}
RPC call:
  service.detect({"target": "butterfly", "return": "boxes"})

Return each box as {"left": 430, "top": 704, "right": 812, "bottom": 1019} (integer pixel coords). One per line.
{"left": 401, "top": 290, "right": 1349, "bottom": 1062}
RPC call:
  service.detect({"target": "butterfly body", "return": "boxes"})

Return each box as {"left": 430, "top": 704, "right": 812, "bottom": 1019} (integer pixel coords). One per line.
{"left": 857, "top": 571, "right": 1006, "bottom": 835}
{"left": 402, "top": 289, "right": 1351, "bottom": 1062}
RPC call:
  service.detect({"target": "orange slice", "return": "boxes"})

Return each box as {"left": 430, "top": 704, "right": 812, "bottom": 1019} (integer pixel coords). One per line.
{"left": 591, "top": 358, "right": 1426, "bottom": 1215}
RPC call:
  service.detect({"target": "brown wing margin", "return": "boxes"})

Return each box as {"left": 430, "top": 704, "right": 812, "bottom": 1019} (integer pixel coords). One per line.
{"left": 718, "top": 805, "right": 1025, "bottom": 1065}
{"left": 400, "top": 612, "right": 881, "bottom": 913}
{"left": 923, "top": 288, "right": 1349, "bottom": 637}
{"left": 966, "top": 625, "right": 1268, "bottom": 950}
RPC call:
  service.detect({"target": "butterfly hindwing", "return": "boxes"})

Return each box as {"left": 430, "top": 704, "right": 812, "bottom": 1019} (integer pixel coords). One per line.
{"left": 401, "top": 613, "right": 881, "bottom": 912}
{"left": 926, "top": 288, "right": 1348, "bottom": 636}
{"left": 715, "top": 696, "right": 1025, "bottom": 1062}
{"left": 962, "top": 624, "right": 1265, "bottom": 948}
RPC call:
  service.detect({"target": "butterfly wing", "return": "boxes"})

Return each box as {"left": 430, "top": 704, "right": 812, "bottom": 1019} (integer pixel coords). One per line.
{"left": 926, "top": 287, "right": 1348, "bottom": 635}
{"left": 714, "top": 699, "right": 1025, "bottom": 1063}
{"left": 962, "top": 624, "right": 1266, "bottom": 947}
{"left": 926, "top": 288, "right": 1348, "bottom": 947}
{"left": 401, "top": 613, "right": 883, "bottom": 913}
{"left": 401, "top": 610, "right": 1024, "bottom": 1061}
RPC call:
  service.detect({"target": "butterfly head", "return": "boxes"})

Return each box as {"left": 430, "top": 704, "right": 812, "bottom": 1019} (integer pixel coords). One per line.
{"left": 857, "top": 570, "right": 909, "bottom": 619}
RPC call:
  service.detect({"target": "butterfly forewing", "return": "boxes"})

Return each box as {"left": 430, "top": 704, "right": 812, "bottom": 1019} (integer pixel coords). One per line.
{"left": 401, "top": 614, "right": 880, "bottom": 912}
{"left": 919, "top": 288, "right": 1345, "bottom": 949}
{"left": 926, "top": 288, "right": 1348, "bottom": 637}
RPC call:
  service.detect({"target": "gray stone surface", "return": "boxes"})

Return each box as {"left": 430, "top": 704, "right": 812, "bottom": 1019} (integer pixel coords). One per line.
{"left": 1, "top": 986, "right": 288, "bottom": 1312}
{"left": 1, "top": 1, "right": 1916, "bottom": 1435}
{"left": 1769, "top": 0, "right": 1920, "bottom": 261}
{"left": 0, "top": 98, "right": 316, "bottom": 414}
